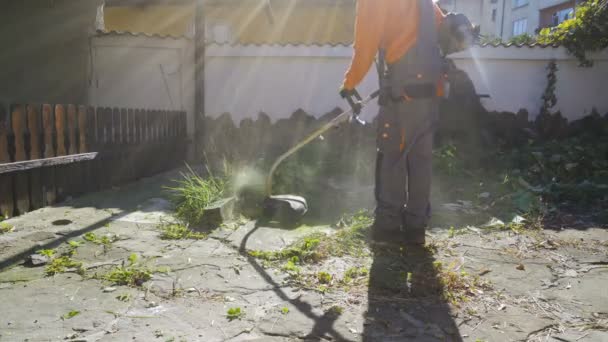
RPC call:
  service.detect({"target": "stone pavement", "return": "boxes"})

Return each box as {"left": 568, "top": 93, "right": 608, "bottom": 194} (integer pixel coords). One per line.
{"left": 1, "top": 170, "right": 607, "bottom": 342}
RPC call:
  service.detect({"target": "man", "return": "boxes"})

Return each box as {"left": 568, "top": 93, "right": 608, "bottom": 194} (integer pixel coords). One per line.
{"left": 340, "top": 0, "right": 446, "bottom": 245}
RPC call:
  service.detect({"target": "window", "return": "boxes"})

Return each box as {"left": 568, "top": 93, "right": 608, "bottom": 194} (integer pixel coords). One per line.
{"left": 512, "top": 18, "right": 528, "bottom": 36}
{"left": 492, "top": 9, "right": 497, "bottom": 22}
{"left": 512, "top": 0, "right": 529, "bottom": 8}
{"left": 551, "top": 8, "right": 574, "bottom": 26}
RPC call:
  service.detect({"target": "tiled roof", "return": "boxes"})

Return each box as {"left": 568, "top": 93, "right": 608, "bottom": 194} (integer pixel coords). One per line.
{"left": 206, "top": 41, "right": 352, "bottom": 47}
{"left": 96, "top": 30, "right": 562, "bottom": 49}
{"left": 478, "top": 42, "right": 561, "bottom": 48}
{"left": 207, "top": 41, "right": 560, "bottom": 48}
{"left": 95, "top": 29, "right": 191, "bottom": 40}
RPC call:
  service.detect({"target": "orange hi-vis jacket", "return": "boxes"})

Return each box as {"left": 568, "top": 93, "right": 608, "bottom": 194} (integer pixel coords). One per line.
{"left": 342, "top": 0, "right": 445, "bottom": 92}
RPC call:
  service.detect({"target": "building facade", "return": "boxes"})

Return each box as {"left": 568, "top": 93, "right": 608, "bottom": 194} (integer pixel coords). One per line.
{"left": 437, "top": 0, "right": 577, "bottom": 41}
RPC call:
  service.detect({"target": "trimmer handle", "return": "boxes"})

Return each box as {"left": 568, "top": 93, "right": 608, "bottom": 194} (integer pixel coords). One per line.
{"left": 344, "top": 89, "right": 363, "bottom": 116}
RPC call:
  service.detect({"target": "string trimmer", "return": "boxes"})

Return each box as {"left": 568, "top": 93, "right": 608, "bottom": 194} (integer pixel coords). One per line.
{"left": 262, "top": 89, "right": 379, "bottom": 225}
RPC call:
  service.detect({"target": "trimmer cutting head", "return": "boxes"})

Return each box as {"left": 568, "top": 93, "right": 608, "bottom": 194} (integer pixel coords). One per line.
{"left": 263, "top": 195, "right": 308, "bottom": 227}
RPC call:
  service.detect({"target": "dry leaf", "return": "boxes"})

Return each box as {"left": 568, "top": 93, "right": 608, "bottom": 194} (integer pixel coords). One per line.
{"left": 478, "top": 268, "right": 491, "bottom": 276}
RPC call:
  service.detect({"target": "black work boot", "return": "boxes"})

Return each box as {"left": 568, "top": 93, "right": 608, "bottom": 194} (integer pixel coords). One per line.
{"left": 403, "top": 227, "right": 426, "bottom": 245}
{"left": 402, "top": 212, "right": 428, "bottom": 246}
{"left": 370, "top": 213, "right": 403, "bottom": 246}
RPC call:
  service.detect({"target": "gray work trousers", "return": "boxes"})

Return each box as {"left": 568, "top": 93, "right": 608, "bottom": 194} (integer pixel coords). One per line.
{"left": 375, "top": 98, "right": 438, "bottom": 229}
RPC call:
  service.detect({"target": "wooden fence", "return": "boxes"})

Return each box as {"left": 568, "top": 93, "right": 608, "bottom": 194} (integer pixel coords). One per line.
{"left": 0, "top": 104, "right": 187, "bottom": 218}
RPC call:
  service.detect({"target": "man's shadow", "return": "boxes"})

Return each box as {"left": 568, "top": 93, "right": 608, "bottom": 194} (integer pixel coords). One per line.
{"left": 364, "top": 244, "right": 463, "bottom": 341}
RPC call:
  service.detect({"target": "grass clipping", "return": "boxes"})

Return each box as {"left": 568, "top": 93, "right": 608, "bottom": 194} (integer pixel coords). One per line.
{"left": 165, "top": 164, "right": 228, "bottom": 226}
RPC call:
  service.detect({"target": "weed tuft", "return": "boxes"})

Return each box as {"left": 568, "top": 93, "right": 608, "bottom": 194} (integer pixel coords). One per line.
{"left": 159, "top": 222, "right": 206, "bottom": 240}
{"left": 103, "top": 254, "right": 152, "bottom": 287}
{"left": 326, "top": 305, "right": 344, "bottom": 317}
{"left": 61, "top": 310, "right": 80, "bottom": 320}
{"left": 341, "top": 267, "right": 369, "bottom": 285}
{"left": 227, "top": 307, "right": 244, "bottom": 321}
{"left": 38, "top": 249, "right": 56, "bottom": 258}
{"left": 83, "top": 232, "right": 118, "bottom": 246}
{"left": 317, "top": 271, "right": 332, "bottom": 284}
{"left": 46, "top": 256, "right": 84, "bottom": 276}
{"left": 165, "top": 164, "right": 228, "bottom": 226}
{"left": 0, "top": 222, "right": 14, "bottom": 234}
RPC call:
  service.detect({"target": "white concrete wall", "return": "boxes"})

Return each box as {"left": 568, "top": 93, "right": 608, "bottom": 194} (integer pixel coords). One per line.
{"left": 89, "top": 35, "right": 196, "bottom": 138}
{"left": 450, "top": 46, "right": 608, "bottom": 120}
{"left": 90, "top": 39, "right": 607, "bottom": 129}
{"left": 207, "top": 43, "right": 608, "bottom": 122}
{"left": 205, "top": 44, "right": 380, "bottom": 123}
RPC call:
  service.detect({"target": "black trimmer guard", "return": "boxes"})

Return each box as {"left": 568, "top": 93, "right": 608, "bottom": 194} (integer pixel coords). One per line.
{"left": 263, "top": 195, "right": 308, "bottom": 226}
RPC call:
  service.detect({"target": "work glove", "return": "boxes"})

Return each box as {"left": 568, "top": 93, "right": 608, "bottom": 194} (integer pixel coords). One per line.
{"left": 339, "top": 86, "right": 362, "bottom": 115}
{"left": 339, "top": 86, "right": 355, "bottom": 99}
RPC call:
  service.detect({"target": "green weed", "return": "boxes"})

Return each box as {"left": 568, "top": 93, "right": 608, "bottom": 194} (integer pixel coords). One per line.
{"left": 326, "top": 305, "right": 344, "bottom": 317}
{"left": 341, "top": 267, "right": 369, "bottom": 285}
{"left": 165, "top": 164, "right": 228, "bottom": 226}
{"left": 103, "top": 254, "right": 152, "bottom": 287}
{"left": 83, "top": 232, "right": 118, "bottom": 246}
{"left": 249, "top": 235, "right": 325, "bottom": 264}
{"left": 227, "top": 307, "right": 244, "bottom": 321}
{"left": 317, "top": 271, "right": 332, "bottom": 284}
{"left": 67, "top": 240, "right": 82, "bottom": 248}
{"left": 448, "top": 226, "right": 469, "bottom": 238}
{"left": 281, "top": 257, "right": 301, "bottom": 274}
{"left": 0, "top": 222, "right": 13, "bottom": 234}
{"left": 159, "top": 222, "right": 206, "bottom": 240}
{"left": 38, "top": 249, "right": 56, "bottom": 258}
{"left": 116, "top": 294, "right": 131, "bottom": 302}
{"left": 46, "top": 256, "right": 84, "bottom": 276}
{"left": 280, "top": 307, "right": 289, "bottom": 315}
{"left": 431, "top": 261, "right": 491, "bottom": 306}
{"left": 61, "top": 310, "right": 80, "bottom": 320}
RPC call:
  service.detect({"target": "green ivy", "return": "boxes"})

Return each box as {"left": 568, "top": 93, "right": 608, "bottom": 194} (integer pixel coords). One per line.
{"left": 507, "top": 33, "right": 536, "bottom": 45}
{"left": 538, "top": 0, "right": 608, "bottom": 67}
{"left": 540, "top": 60, "right": 558, "bottom": 117}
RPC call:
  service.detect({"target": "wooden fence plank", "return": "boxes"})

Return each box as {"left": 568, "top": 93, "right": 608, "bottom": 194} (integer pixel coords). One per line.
{"left": 99, "top": 107, "right": 112, "bottom": 189}
{"left": 134, "top": 109, "right": 144, "bottom": 179}
{"left": 67, "top": 105, "right": 78, "bottom": 155}
{"left": 84, "top": 106, "right": 98, "bottom": 192}
{"left": 41, "top": 104, "right": 56, "bottom": 206}
{"left": 66, "top": 104, "right": 80, "bottom": 195}
{"left": 148, "top": 109, "right": 158, "bottom": 174}
{"left": 27, "top": 104, "right": 43, "bottom": 210}
{"left": 54, "top": 104, "right": 67, "bottom": 201}
{"left": 138, "top": 110, "right": 153, "bottom": 176}
{"left": 0, "top": 104, "right": 14, "bottom": 218}
{"left": 120, "top": 108, "right": 131, "bottom": 182}
{"left": 125, "top": 108, "right": 135, "bottom": 182}
{"left": 160, "top": 110, "right": 169, "bottom": 172}
{"left": 111, "top": 108, "right": 121, "bottom": 185}
{"left": 11, "top": 105, "right": 30, "bottom": 215}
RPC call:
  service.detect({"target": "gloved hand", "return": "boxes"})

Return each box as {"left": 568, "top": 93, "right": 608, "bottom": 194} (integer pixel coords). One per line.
{"left": 339, "top": 86, "right": 355, "bottom": 99}
{"left": 339, "top": 86, "right": 362, "bottom": 114}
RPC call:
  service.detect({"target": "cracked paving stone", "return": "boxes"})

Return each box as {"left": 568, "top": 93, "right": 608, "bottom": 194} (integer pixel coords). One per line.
{"left": 211, "top": 221, "right": 335, "bottom": 252}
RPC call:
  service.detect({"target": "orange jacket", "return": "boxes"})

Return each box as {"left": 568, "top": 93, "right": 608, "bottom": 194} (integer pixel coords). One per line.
{"left": 342, "top": 0, "right": 445, "bottom": 91}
